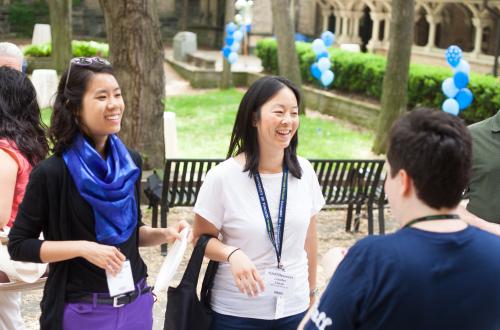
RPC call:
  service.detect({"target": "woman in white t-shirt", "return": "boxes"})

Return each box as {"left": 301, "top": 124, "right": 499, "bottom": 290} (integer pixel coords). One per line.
{"left": 193, "top": 76, "right": 325, "bottom": 329}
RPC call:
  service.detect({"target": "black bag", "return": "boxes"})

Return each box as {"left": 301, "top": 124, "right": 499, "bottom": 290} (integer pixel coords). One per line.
{"left": 164, "top": 235, "right": 219, "bottom": 330}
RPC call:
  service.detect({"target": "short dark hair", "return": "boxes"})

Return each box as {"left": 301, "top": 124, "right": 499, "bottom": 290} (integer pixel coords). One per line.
{"left": 49, "top": 59, "right": 114, "bottom": 154}
{"left": 387, "top": 108, "right": 472, "bottom": 209}
{"left": 227, "top": 76, "right": 302, "bottom": 178}
{"left": 0, "top": 67, "right": 48, "bottom": 165}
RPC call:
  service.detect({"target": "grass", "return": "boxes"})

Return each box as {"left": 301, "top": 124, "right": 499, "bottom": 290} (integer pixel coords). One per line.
{"left": 165, "top": 89, "right": 375, "bottom": 159}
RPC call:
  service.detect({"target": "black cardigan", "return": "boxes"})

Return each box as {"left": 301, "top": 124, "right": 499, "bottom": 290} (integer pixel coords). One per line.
{"left": 8, "top": 150, "right": 147, "bottom": 330}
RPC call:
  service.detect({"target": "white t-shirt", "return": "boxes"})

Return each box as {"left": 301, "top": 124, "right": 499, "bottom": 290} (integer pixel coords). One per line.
{"left": 194, "top": 157, "right": 325, "bottom": 319}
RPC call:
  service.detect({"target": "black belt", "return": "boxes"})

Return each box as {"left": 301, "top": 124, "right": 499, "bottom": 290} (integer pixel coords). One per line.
{"left": 67, "top": 286, "right": 153, "bottom": 308}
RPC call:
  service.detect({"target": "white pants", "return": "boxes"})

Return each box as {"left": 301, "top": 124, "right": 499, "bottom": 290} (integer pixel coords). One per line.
{"left": 0, "top": 291, "right": 25, "bottom": 330}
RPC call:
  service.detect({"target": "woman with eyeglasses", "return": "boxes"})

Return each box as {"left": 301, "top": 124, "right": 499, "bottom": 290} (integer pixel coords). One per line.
{"left": 0, "top": 67, "right": 49, "bottom": 330}
{"left": 192, "top": 76, "right": 325, "bottom": 330}
{"left": 8, "top": 57, "right": 188, "bottom": 330}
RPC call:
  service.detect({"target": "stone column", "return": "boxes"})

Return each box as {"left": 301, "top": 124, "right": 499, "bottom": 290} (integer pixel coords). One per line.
{"left": 339, "top": 11, "right": 350, "bottom": 43}
{"left": 382, "top": 15, "right": 390, "bottom": 47}
{"left": 472, "top": 17, "right": 484, "bottom": 57}
{"left": 351, "top": 11, "right": 363, "bottom": 43}
{"left": 334, "top": 11, "right": 341, "bottom": 37}
{"left": 425, "top": 14, "right": 440, "bottom": 51}
{"left": 367, "top": 12, "right": 382, "bottom": 52}
{"left": 323, "top": 12, "right": 330, "bottom": 32}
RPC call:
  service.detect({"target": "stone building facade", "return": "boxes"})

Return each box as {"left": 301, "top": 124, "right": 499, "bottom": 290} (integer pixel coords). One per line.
{"left": 0, "top": 0, "right": 498, "bottom": 73}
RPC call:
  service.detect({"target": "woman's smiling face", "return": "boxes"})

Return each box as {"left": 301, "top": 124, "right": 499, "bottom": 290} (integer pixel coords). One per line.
{"left": 254, "top": 86, "right": 299, "bottom": 152}
{"left": 78, "top": 73, "right": 124, "bottom": 141}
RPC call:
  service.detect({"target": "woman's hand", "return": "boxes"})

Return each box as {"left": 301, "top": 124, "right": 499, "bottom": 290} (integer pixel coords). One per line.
{"left": 79, "top": 241, "right": 126, "bottom": 276}
{"left": 163, "top": 220, "right": 190, "bottom": 245}
{"left": 228, "top": 249, "right": 265, "bottom": 297}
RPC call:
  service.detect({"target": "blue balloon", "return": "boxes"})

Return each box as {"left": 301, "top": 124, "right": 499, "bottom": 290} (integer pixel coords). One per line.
{"left": 455, "top": 88, "right": 473, "bottom": 110}
{"left": 445, "top": 45, "right": 462, "bottom": 67}
{"left": 226, "top": 22, "right": 237, "bottom": 34}
{"left": 317, "top": 57, "right": 331, "bottom": 72}
{"left": 441, "top": 78, "right": 459, "bottom": 98}
{"left": 225, "top": 36, "right": 234, "bottom": 46}
{"left": 245, "top": 24, "right": 251, "bottom": 33}
{"left": 321, "top": 31, "right": 335, "bottom": 47}
{"left": 228, "top": 52, "right": 238, "bottom": 64}
{"left": 442, "top": 98, "right": 460, "bottom": 116}
{"left": 453, "top": 59, "right": 470, "bottom": 75}
{"left": 310, "top": 63, "right": 321, "bottom": 79}
{"left": 312, "top": 39, "right": 327, "bottom": 55}
{"left": 316, "top": 51, "right": 329, "bottom": 60}
{"left": 453, "top": 71, "right": 469, "bottom": 89}
{"left": 222, "top": 46, "right": 231, "bottom": 58}
{"left": 320, "top": 70, "right": 334, "bottom": 87}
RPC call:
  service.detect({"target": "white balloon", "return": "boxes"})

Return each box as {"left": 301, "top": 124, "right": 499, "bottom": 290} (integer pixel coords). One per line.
{"left": 228, "top": 52, "right": 238, "bottom": 64}
{"left": 317, "top": 57, "right": 331, "bottom": 72}
{"left": 233, "top": 30, "right": 243, "bottom": 42}
{"left": 231, "top": 42, "right": 240, "bottom": 52}
{"left": 453, "top": 59, "right": 471, "bottom": 75}
{"left": 234, "top": 14, "right": 243, "bottom": 24}
{"left": 235, "top": 0, "right": 246, "bottom": 10}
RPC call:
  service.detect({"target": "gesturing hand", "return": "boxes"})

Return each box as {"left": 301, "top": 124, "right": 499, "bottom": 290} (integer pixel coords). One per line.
{"left": 228, "top": 249, "right": 265, "bottom": 297}
{"left": 80, "top": 241, "right": 126, "bottom": 276}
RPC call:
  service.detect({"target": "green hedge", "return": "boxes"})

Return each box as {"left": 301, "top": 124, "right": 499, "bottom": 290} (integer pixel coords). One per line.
{"left": 256, "top": 38, "right": 500, "bottom": 123}
{"left": 23, "top": 40, "right": 109, "bottom": 58}
{"left": 8, "top": 0, "right": 49, "bottom": 37}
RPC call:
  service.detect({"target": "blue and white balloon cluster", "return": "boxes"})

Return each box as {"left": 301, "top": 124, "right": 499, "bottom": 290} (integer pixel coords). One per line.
{"left": 441, "top": 45, "right": 474, "bottom": 116}
{"left": 222, "top": 22, "right": 243, "bottom": 65}
{"left": 310, "top": 31, "right": 335, "bottom": 87}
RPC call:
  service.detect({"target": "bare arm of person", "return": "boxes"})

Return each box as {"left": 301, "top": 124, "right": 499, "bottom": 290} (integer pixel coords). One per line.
{"left": 138, "top": 220, "right": 190, "bottom": 247}
{"left": 0, "top": 149, "right": 18, "bottom": 228}
{"left": 192, "top": 214, "right": 265, "bottom": 297}
{"left": 39, "top": 240, "right": 126, "bottom": 275}
{"left": 305, "top": 215, "right": 318, "bottom": 307}
{"left": 457, "top": 204, "right": 500, "bottom": 236}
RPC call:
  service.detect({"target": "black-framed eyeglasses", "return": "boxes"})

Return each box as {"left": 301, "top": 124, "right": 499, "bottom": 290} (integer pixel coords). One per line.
{"left": 64, "top": 57, "right": 111, "bottom": 92}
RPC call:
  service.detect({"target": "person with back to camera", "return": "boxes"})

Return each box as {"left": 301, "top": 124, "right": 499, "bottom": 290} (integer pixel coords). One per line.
{"left": 0, "top": 67, "right": 49, "bottom": 330}
{"left": 8, "top": 57, "right": 189, "bottom": 330}
{"left": 300, "top": 108, "right": 500, "bottom": 330}
{"left": 192, "top": 76, "right": 325, "bottom": 330}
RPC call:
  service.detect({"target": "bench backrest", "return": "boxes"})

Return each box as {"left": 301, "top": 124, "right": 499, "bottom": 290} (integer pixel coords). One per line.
{"left": 160, "top": 158, "right": 385, "bottom": 210}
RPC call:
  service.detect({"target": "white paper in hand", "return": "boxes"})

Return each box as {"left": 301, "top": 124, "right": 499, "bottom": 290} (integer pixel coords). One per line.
{"left": 153, "top": 227, "right": 190, "bottom": 295}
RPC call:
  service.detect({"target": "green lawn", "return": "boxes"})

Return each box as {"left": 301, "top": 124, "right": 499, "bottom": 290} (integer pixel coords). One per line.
{"left": 165, "top": 89, "right": 375, "bottom": 159}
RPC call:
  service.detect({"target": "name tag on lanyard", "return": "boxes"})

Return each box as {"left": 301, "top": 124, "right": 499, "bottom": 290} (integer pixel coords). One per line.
{"left": 253, "top": 167, "right": 289, "bottom": 269}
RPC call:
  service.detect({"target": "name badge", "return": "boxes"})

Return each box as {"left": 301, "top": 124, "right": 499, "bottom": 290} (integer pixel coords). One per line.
{"left": 264, "top": 268, "right": 295, "bottom": 297}
{"left": 106, "top": 260, "right": 135, "bottom": 297}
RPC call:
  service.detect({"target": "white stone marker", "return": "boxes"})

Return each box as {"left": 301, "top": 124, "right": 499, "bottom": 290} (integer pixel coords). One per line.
{"left": 32, "top": 24, "right": 52, "bottom": 45}
{"left": 340, "top": 43, "right": 361, "bottom": 52}
{"left": 30, "top": 69, "right": 58, "bottom": 108}
{"left": 173, "top": 32, "right": 197, "bottom": 62}
{"left": 164, "top": 112, "right": 178, "bottom": 159}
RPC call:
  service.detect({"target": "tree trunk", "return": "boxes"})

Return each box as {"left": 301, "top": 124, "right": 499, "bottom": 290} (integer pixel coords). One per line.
{"left": 180, "top": 0, "right": 189, "bottom": 31}
{"left": 220, "top": 0, "right": 234, "bottom": 89}
{"left": 270, "top": 0, "right": 304, "bottom": 114}
{"left": 372, "top": 0, "right": 415, "bottom": 154}
{"left": 99, "top": 0, "right": 166, "bottom": 169}
{"left": 47, "top": 0, "right": 72, "bottom": 73}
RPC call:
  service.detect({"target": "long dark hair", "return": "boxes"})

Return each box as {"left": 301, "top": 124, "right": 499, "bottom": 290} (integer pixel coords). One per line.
{"left": 0, "top": 67, "right": 48, "bottom": 165}
{"left": 227, "top": 76, "right": 302, "bottom": 178}
{"left": 49, "top": 60, "right": 114, "bottom": 155}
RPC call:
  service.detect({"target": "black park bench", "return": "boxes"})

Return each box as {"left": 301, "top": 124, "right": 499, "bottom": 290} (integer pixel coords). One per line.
{"left": 144, "top": 158, "right": 386, "bottom": 254}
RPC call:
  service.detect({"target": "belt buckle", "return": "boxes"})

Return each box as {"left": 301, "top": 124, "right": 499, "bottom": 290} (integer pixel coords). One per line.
{"left": 113, "top": 294, "right": 127, "bottom": 308}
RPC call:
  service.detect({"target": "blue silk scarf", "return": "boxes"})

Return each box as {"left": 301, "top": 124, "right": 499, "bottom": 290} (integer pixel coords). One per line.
{"left": 63, "top": 133, "right": 140, "bottom": 245}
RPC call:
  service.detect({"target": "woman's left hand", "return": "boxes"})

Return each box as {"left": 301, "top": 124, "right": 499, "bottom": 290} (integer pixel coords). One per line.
{"left": 163, "top": 220, "right": 190, "bottom": 244}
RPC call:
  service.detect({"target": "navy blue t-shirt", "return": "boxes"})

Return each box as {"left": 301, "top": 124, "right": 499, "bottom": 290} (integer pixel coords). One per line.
{"left": 305, "top": 226, "right": 500, "bottom": 330}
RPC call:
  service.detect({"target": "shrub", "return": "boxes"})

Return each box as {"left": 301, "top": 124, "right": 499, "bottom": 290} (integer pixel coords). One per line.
{"left": 256, "top": 38, "right": 500, "bottom": 123}
{"left": 23, "top": 40, "right": 109, "bottom": 58}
